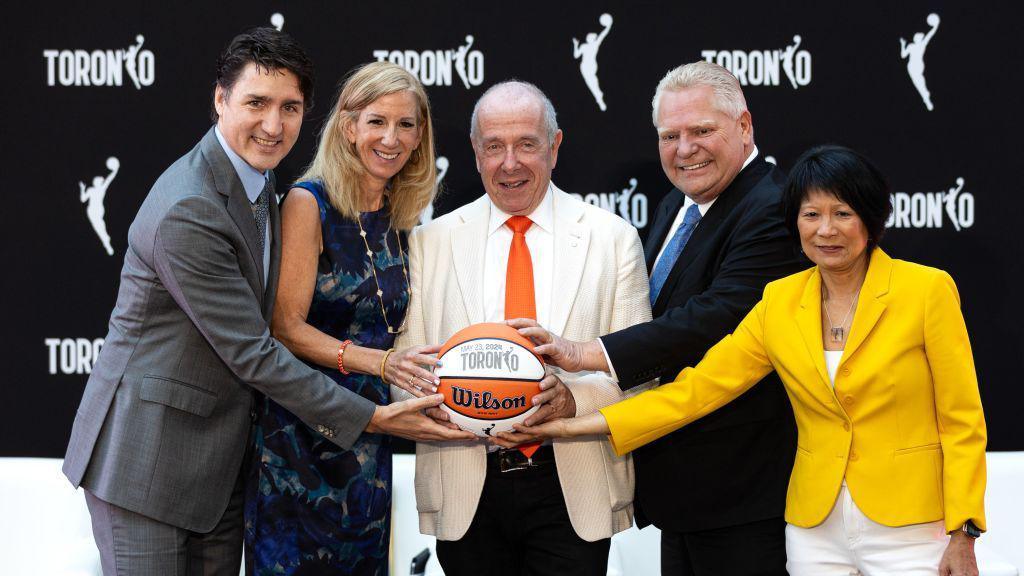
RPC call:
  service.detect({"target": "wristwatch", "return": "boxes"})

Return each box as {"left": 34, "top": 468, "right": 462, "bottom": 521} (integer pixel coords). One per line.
{"left": 960, "top": 520, "right": 982, "bottom": 539}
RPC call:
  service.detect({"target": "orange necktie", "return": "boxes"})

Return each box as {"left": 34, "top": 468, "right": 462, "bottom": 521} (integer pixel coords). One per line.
{"left": 504, "top": 216, "right": 541, "bottom": 458}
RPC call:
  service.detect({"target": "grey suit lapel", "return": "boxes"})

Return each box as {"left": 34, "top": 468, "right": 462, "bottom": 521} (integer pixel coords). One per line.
{"left": 199, "top": 128, "right": 265, "bottom": 303}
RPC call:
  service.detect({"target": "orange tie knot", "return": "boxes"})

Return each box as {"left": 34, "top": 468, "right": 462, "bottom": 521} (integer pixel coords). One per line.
{"left": 505, "top": 215, "right": 533, "bottom": 235}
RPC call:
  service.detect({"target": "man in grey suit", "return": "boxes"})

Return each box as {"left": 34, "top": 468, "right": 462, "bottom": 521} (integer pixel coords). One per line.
{"left": 63, "top": 28, "right": 469, "bottom": 575}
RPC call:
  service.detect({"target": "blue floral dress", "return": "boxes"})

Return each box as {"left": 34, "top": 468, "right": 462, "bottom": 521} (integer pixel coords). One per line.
{"left": 244, "top": 180, "right": 408, "bottom": 576}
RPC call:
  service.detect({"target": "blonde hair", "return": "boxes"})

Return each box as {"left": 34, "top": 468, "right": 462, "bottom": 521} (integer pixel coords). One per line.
{"left": 652, "top": 61, "right": 748, "bottom": 125}
{"left": 299, "top": 61, "right": 436, "bottom": 230}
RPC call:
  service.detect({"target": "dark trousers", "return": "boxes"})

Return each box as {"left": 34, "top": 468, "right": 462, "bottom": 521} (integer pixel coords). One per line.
{"left": 435, "top": 449, "right": 610, "bottom": 576}
{"left": 85, "top": 470, "right": 245, "bottom": 576}
{"left": 661, "top": 517, "right": 788, "bottom": 576}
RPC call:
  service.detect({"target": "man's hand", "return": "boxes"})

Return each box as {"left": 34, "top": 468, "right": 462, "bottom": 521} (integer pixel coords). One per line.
{"left": 385, "top": 344, "right": 442, "bottom": 398}
{"left": 492, "top": 373, "right": 575, "bottom": 448}
{"left": 506, "top": 318, "right": 608, "bottom": 372}
{"left": 366, "top": 394, "right": 475, "bottom": 441}
{"left": 939, "top": 531, "right": 978, "bottom": 576}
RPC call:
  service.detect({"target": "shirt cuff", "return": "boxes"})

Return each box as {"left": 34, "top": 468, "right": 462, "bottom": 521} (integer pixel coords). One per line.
{"left": 597, "top": 337, "right": 619, "bottom": 383}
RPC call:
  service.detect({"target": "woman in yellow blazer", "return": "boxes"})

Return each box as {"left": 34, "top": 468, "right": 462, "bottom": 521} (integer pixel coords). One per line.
{"left": 515, "top": 146, "right": 986, "bottom": 576}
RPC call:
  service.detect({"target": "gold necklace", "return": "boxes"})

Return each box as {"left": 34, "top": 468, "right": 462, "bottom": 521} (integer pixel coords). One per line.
{"left": 822, "top": 287, "right": 860, "bottom": 343}
{"left": 356, "top": 213, "right": 410, "bottom": 334}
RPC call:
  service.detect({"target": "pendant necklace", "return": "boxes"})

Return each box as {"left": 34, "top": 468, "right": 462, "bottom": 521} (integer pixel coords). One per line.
{"left": 822, "top": 287, "right": 860, "bottom": 343}
{"left": 356, "top": 212, "right": 410, "bottom": 334}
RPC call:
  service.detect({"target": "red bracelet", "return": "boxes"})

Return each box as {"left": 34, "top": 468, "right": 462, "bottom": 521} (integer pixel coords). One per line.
{"left": 337, "top": 340, "right": 353, "bottom": 375}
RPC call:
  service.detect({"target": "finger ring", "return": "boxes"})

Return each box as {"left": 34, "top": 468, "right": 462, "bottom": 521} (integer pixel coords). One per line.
{"left": 409, "top": 378, "right": 415, "bottom": 387}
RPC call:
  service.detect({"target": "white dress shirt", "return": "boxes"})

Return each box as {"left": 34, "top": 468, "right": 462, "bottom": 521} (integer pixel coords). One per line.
{"left": 482, "top": 184, "right": 555, "bottom": 328}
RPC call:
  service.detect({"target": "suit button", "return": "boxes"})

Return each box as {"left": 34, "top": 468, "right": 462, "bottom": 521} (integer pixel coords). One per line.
{"left": 849, "top": 451, "right": 859, "bottom": 461}
{"left": 843, "top": 422, "right": 851, "bottom": 432}
{"left": 250, "top": 408, "right": 257, "bottom": 423}
{"left": 842, "top": 367, "right": 851, "bottom": 376}
{"left": 843, "top": 395, "right": 854, "bottom": 406}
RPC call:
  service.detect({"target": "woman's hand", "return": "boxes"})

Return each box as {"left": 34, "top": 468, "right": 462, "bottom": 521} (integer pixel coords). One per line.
{"left": 493, "top": 411, "right": 611, "bottom": 448}
{"left": 384, "top": 344, "right": 443, "bottom": 398}
{"left": 938, "top": 531, "right": 978, "bottom": 576}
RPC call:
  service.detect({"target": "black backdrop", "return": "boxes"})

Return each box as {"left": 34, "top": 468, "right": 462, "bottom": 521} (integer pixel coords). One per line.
{"left": 6, "top": 1, "right": 1022, "bottom": 456}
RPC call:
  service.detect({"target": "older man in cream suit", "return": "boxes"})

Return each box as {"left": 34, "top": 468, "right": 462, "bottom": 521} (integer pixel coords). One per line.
{"left": 392, "top": 81, "right": 651, "bottom": 576}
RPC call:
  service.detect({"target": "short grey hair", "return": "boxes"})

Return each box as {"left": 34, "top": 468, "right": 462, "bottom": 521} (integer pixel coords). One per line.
{"left": 651, "top": 61, "right": 748, "bottom": 126}
{"left": 470, "top": 80, "right": 559, "bottom": 144}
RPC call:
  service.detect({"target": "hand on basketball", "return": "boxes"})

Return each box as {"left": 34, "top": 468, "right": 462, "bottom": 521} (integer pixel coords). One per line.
{"left": 490, "top": 373, "right": 575, "bottom": 448}
{"left": 506, "top": 318, "right": 586, "bottom": 372}
{"left": 526, "top": 373, "right": 576, "bottom": 425}
{"left": 385, "top": 344, "right": 443, "bottom": 398}
{"left": 367, "top": 394, "right": 476, "bottom": 441}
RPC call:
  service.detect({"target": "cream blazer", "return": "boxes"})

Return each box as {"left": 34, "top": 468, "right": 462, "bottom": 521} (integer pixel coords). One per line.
{"left": 394, "top": 186, "right": 652, "bottom": 541}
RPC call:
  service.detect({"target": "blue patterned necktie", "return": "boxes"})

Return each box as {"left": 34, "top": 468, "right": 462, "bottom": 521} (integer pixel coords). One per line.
{"left": 649, "top": 203, "right": 702, "bottom": 305}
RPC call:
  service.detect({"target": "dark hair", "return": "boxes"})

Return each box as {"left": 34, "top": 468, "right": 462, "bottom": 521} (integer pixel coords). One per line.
{"left": 782, "top": 145, "right": 893, "bottom": 252}
{"left": 211, "top": 27, "right": 315, "bottom": 120}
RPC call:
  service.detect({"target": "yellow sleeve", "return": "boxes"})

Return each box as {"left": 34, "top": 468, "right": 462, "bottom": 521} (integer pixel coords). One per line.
{"left": 925, "top": 270, "right": 987, "bottom": 533}
{"left": 600, "top": 293, "right": 775, "bottom": 456}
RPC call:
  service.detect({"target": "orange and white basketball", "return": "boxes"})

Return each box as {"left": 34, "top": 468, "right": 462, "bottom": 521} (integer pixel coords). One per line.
{"left": 434, "top": 323, "right": 545, "bottom": 437}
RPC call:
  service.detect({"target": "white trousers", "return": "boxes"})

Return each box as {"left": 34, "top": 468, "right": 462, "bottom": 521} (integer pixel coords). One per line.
{"left": 786, "top": 483, "right": 948, "bottom": 576}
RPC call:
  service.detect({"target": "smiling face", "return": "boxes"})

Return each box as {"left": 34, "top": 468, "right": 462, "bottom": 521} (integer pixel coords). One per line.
{"left": 214, "top": 63, "right": 304, "bottom": 172}
{"left": 656, "top": 85, "right": 753, "bottom": 204}
{"left": 797, "top": 188, "right": 870, "bottom": 274}
{"left": 344, "top": 90, "right": 423, "bottom": 191}
{"left": 473, "top": 93, "right": 561, "bottom": 216}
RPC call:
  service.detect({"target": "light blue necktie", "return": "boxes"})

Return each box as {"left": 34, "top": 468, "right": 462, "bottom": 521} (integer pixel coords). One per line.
{"left": 649, "top": 203, "right": 702, "bottom": 305}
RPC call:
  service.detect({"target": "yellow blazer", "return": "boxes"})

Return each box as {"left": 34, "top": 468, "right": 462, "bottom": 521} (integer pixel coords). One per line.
{"left": 602, "top": 249, "right": 986, "bottom": 533}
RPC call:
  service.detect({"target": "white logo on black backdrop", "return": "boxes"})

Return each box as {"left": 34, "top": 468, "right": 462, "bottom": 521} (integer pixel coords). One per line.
{"left": 571, "top": 178, "right": 648, "bottom": 229}
{"left": 420, "top": 156, "right": 450, "bottom": 224}
{"left": 80, "top": 157, "right": 119, "bottom": 256}
{"left": 701, "top": 35, "right": 811, "bottom": 88}
{"left": 373, "top": 35, "right": 484, "bottom": 88}
{"left": 900, "top": 13, "right": 940, "bottom": 111}
{"left": 45, "top": 338, "right": 104, "bottom": 375}
{"left": 887, "top": 176, "right": 974, "bottom": 230}
{"left": 44, "top": 35, "right": 155, "bottom": 88}
{"left": 573, "top": 13, "right": 613, "bottom": 111}
{"left": 270, "top": 13, "right": 284, "bottom": 31}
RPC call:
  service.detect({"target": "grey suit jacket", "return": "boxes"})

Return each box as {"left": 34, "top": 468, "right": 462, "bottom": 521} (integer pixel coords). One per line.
{"left": 63, "top": 127, "right": 376, "bottom": 532}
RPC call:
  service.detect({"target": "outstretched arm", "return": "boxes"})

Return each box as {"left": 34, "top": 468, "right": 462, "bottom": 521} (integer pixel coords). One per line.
{"left": 572, "top": 38, "right": 582, "bottom": 58}
{"left": 79, "top": 182, "right": 88, "bottom": 202}
{"left": 271, "top": 188, "right": 440, "bottom": 398}
{"left": 900, "top": 38, "right": 909, "bottom": 58}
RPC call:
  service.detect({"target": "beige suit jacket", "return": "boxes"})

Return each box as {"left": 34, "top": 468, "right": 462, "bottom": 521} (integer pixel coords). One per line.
{"left": 394, "top": 185, "right": 652, "bottom": 542}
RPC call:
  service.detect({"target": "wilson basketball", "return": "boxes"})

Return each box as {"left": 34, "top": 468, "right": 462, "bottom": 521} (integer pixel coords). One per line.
{"left": 434, "top": 323, "right": 546, "bottom": 437}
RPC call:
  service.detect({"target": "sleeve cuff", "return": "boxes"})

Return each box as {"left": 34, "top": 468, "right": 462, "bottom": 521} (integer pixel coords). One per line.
{"left": 597, "top": 337, "right": 619, "bottom": 383}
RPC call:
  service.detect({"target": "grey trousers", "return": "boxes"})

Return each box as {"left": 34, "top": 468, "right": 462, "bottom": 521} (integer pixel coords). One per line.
{"left": 84, "top": 473, "right": 244, "bottom": 576}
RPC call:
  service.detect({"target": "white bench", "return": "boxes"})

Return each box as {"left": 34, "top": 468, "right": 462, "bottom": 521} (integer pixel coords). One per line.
{"left": 1, "top": 453, "right": 1019, "bottom": 575}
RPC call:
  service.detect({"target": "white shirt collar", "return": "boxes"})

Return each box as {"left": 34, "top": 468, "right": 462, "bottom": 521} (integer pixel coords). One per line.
{"left": 214, "top": 126, "right": 270, "bottom": 204}
{"left": 684, "top": 146, "right": 759, "bottom": 216}
{"left": 486, "top": 182, "right": 555, "bottom": 236}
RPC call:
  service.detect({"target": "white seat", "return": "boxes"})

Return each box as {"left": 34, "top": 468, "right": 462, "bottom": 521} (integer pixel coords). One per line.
{"left": 0, "top": 458, "right": 101, "bottom": 576}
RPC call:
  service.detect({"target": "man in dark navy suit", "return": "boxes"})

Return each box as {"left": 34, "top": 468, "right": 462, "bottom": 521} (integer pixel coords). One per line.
{"left": 512, "top": 61, "right": 807, "bottom": 575}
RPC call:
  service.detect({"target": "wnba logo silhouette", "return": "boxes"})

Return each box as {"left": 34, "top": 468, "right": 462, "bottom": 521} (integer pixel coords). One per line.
{"left": 570, "top": 178, "right": 649, "bottom": 230}
{"left": 573, "top": 13, "right": 613, "bottom": 111}
{"left": 701, "top": 35, "right": 811, "bottom": 88}
{"left": 420, "top": 156, "right": 449, "bottom": 224}
{"left": 372, "top": 35, "right": 484, "bottom": 88}
{"left": 270, "top": 13, "right": 284, "bottom": 31}
{"left": 886, "top": 177, "right": 975, "bottom": 231}
{"left": 44, "top": 35, "right": 154, "bottom": 88}
{"left": 80, "top": 157, "right": 119, "bottom": 255}
{"left": 900, "top": 13, "right": 940, "bottom": 111}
